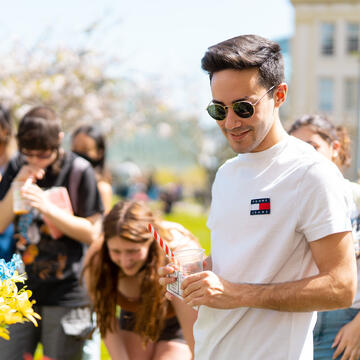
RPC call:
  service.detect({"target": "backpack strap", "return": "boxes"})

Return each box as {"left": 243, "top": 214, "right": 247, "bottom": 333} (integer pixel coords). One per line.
{"left": 69, "top": 156, "right": 91, "bottom": 215}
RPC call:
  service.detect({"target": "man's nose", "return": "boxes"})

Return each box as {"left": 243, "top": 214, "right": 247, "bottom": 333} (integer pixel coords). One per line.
{"left": 224, "top": 107, "right": 242, "bottom": 130}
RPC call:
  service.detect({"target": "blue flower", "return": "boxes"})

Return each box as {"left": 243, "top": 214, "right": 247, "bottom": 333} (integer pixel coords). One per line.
{"left": 0, "top": 259, "right": 11, "bottom": 281}
{"left": 0, "top": 254, "right": 23, "bottom": 281}
{"left": 9, "top": 254, "right": 22, "bottom": 270}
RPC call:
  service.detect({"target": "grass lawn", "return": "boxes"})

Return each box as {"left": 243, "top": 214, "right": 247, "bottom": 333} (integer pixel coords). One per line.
{"left": 35, "top": 206, "right": 210, "bottom": 359}
{"left": 163, "top": 208, "right": 211, "bottom": 255}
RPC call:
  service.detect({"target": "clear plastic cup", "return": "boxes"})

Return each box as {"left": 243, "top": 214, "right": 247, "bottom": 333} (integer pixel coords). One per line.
{"left": 13, "top": 181, "right": 31, "bottom": 215}
{"left": 174, "top": 248, "right": 205, "bottom": 275}
{"left": 166, "top": 248, "right": 205, "bottom": 299}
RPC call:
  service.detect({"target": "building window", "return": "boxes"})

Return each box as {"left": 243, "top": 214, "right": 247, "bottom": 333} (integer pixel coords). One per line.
{"left": 347, "top": 23, "right": 360, "bottom": 54}
{"left": 319, "top": 78, "right": 334, "bottom": 112}
{"left": 344, "top": 78, "right": 360, "bottom": 113}
{"left": 321, "top": 23, "right": 335, "bottom": 55}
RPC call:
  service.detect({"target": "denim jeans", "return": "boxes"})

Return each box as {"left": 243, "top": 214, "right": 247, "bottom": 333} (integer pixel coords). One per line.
{"left": 313, "top": 308, "right": 360, "bottom": 360}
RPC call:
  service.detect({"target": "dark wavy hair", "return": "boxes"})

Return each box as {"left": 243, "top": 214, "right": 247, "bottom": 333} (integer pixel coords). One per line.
{"left": 289, "top": 114, "right": 351, "bottom": 168}
{"left": 17, "top": 106, "right": 61, "bottom": 151}
{"left": 85, "top": 200, "right": 169, "bottom": 344}
{"left": 201, "top": 34, "right": 284, "bottom": 95}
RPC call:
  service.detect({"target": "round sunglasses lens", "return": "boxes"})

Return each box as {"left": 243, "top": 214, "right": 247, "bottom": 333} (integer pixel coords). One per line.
{"left": 233, "top": 102, "right": 254, "bottom": 118}
{"left": 207, "top": 104, "right": 226, "bottom": 120}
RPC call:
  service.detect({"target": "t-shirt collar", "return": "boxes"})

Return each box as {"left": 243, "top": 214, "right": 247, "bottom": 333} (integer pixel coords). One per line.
{"left": 236, "top": 134, "right": 290, "bottom": 162}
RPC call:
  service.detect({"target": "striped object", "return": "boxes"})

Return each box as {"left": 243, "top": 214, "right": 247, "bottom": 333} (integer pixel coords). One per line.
{"left": 148, "top": 223, "right": 175, "bottom": 260}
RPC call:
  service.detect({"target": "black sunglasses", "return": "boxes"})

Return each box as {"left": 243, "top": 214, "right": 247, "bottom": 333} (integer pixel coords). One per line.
{"left": 206, "top": 85, "right": 276, "bottom": 121}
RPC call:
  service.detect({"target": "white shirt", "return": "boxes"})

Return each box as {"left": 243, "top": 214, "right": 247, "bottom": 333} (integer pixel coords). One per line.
{"left": 194, "top": 135, "right": 352, "bottom": 360}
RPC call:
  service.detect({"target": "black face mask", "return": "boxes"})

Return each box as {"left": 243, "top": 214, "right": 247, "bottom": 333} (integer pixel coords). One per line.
{"left": 73, "top": 151, "right": 102, "bottom": 168}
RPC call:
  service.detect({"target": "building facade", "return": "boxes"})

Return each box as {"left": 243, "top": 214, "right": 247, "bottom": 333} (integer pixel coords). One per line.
{"left": 290, "top": 0, "right": 360, "bottom": 178}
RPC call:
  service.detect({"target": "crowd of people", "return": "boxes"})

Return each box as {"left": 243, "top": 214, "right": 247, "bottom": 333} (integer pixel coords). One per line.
{"left": 0, "top": 33, "right": 359, "bottom": 360}
{"left": 0, "top": 106, "right": 200, "bottom": 359}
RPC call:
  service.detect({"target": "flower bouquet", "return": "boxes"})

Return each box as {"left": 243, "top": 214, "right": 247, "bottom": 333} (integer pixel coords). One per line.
{"left": 0, "top": 254, "right": 41, "bottom": 340}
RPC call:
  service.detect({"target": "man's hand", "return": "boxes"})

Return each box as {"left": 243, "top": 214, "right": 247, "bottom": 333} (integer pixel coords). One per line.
{"left": 181, "top": 271, "right": 238, "bottom": 309}
{"left": 331, "top": 315, "right": 360, "bottom": 360}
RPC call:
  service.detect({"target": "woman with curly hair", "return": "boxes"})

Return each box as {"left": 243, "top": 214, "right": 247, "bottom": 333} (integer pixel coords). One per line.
{"left": 289, "top": 114, "right": 360, "bottom": 360}
{"left": 83, "top": 200, "right": 199, "bottom": 360}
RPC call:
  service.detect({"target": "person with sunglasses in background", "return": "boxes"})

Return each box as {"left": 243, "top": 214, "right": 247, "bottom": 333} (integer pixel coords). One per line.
{"left": 159, "top": 35, "right": 357, "bottom": 360}
{"left": 290, "top": 114, "right": 360, "bottom": 360}
{"left": 0, "top": 106, "right": 103, "bottom": 360}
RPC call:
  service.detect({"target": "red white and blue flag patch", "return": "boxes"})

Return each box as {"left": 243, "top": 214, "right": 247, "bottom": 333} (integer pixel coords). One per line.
{"left": 250, "top": 198, "right": 270, "bottom": 215}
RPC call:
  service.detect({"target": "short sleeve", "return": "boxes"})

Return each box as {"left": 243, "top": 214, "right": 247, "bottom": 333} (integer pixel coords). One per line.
{"left": 76, "top": 166, "right": 104, "bottom": 218}
{"left": 296, "top": 160, "right": 352, "bottom": 242}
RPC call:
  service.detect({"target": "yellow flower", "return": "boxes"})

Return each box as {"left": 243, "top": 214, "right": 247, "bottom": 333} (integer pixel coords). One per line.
{"left": 15, "top": 290, "right": 41, "bottom": 326}
{"left": 0, "top": 325, "right": 9, "bottom": 340}
{"left": 0, "top": 279, "right": 17, "bottom": 298}
{"left": 10, "top": 271, "right": 27, "bottom": 284}
{"left": 0, "top": 255, "right": 41, "bottom": 340}
{"left": 0, "top": 307, "right": 23, "bottom": 324}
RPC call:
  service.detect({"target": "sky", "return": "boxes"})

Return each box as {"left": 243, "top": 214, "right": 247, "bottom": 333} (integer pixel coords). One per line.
{"left": 0, "top": 0, "right": 294, "bottom": 118}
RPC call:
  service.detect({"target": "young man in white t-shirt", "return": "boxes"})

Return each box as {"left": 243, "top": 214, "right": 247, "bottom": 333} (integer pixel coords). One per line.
{"left": 159, "top": 34, "right": 357, "bottom": 360}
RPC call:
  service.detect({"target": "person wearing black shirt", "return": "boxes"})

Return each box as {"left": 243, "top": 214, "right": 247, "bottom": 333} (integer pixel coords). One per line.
{"left": 0, "top": 106, "right": 103, "bottom": 360}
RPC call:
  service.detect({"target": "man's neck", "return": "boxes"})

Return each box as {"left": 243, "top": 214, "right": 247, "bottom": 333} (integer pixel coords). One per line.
{"left": 251, "top": 116, "right": 287, "bottom": 153}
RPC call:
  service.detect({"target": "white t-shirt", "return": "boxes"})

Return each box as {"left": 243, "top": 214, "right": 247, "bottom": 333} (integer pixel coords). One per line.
{"left": 194, "top": 135, "right": 352, "bottom": 360}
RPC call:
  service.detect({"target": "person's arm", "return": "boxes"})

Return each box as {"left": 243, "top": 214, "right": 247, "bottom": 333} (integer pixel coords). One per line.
{"left": 21, "top": 183, "right": 102, "bottom": 244}
{"left": 171, "top": 296, "right": 198, "bottom": 355}
{"left": 102, "top": 321, "right": 130, "bottom": 360}
{"left": 97, "top": 180, "right": 113, "bottom": 215}
{"left": 179, "top": 231, "right": 356, "bottom": 311}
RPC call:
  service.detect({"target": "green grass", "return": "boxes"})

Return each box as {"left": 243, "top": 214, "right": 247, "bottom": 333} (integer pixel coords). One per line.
{"left": 34, "top": 206, "right": 210, "bottom": 359}
{"left": 164, "top": 209, "right": 211, "bottom": 255}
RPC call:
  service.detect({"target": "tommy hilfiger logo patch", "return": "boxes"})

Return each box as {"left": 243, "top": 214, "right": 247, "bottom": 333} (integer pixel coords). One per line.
{"left": 250, "top": 198, "right": 271, "bottom": 215}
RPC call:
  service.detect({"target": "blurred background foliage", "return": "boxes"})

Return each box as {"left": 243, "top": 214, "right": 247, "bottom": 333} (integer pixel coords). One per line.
{"left": 0, "top": 22, "right": 234, "bottom": 206}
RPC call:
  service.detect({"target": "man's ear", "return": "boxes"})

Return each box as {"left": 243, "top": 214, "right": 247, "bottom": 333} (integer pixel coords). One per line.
{"left": 274, "top": 83, "right": 288, "bottom": 108}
